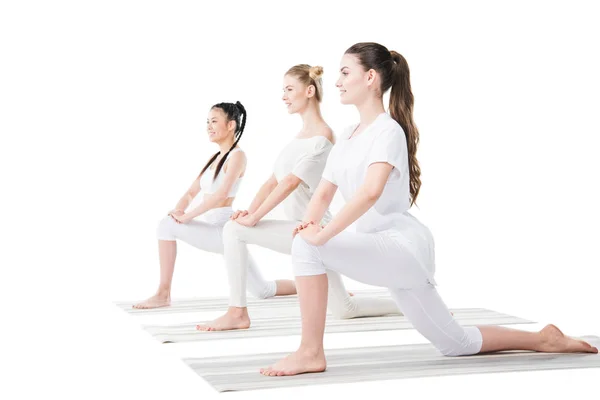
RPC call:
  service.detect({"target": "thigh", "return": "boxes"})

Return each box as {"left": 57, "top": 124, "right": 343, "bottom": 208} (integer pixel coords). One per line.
{"left": 171, "top": 218, "right": 225, "bottom": 254}
{"left": 296, "top": 230, "right": 431, "bottom": 289}
{"left": 230, "top": 219, "right": 297, "bottom": 255}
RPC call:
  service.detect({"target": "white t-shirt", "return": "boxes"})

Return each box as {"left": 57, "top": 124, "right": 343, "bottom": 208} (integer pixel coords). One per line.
{"left": 322, "top": 112, "right": 412, "bottom": 233}
{"left": 273, "top": 136, "right": 333, "bottom": 223}
{"left": 322, "top": 112, "right": 436, "bottom": 284}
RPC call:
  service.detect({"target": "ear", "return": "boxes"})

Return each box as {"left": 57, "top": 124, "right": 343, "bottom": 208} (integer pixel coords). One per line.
{"left": 366, "top": 69, "right": 377, "bottom": 87}
{"left": 227, "top": 120, "right": 236, "bottom": 132}
{"left": 306, "top": 84, "right": 316, "bottom": 98}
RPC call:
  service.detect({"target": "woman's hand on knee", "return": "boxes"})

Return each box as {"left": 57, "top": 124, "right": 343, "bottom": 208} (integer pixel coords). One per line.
{"left": 293, "top": 221, "right": 324, "bottom": 237}
{"left": 230, "top": 210, "right": 248, "bottom": 220}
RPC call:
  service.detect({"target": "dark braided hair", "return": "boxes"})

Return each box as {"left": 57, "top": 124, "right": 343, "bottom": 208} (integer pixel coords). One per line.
{"left": 198, "top": 101, "right": 247, "bottom": 180}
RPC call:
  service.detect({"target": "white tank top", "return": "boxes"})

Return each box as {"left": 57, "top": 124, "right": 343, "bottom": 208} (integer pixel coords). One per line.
{"left": 199, "top": 148, "right": 244, "bottom": 198}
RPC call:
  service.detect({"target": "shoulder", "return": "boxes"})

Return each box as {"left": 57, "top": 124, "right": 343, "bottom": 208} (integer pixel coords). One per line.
{"left": 229, "top": 147, "right": 247, "bottom": 158}
{"left": 310, "top": 132, "right": 334, "bottom": 153}
{"left": 227, "top": 148, "right": 247, "bottom": 166}
{"left": 377, "top": 114, "right": 404, "bottom": 135}
{"left": 374, "top": 115, "right": 406, "bottom": 146}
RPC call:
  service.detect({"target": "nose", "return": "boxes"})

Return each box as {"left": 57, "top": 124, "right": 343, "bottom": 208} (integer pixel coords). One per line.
{"left": 335, "top": 78, "right": 342, "bottom": 87}
{"left": 282, "top": 93, "right": 288, "bottom": 101}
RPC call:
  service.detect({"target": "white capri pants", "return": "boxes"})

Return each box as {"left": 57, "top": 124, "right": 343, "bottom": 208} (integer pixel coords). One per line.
{"left": 156, "top": 207, "right": 278, "bottom": 300}
{"left": 222, "top": 219, "right": 400, "bottom": 319}
{"left": 291, "top": 230, "right": 483, "bottom": 357}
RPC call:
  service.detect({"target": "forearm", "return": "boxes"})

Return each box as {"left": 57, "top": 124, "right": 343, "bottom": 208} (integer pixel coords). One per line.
{"left": 302, "top": 192, "right": 332, "bottom": 225}
{"left": 247, "top": 181, "right": 276, "bottom": 214}
{"left": 186, "top": 193, "right": 226, "bottom": 219}
{"left": 174, "top": 193, "right": 193, "bottom": 211}
{"left": 319, "top": 189, "right": 377, "bottom": 241}
{"left": 252, "top": 180, "right": 297, "bottom": 220}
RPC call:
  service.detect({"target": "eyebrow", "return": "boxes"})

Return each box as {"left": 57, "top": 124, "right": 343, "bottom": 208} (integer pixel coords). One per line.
{"left": 340, "top": 66, "right": 348, "bottom": 71}
{"left": 285, "top": 85, "right": 293, "bottom": 89}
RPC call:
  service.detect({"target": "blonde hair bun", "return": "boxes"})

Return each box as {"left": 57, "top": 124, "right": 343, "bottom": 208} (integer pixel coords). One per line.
{"left": 309, "top": 65, "right": 324, "bottom": 80}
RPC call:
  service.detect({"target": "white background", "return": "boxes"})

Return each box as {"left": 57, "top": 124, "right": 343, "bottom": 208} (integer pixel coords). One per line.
{"left": 2, "top": 0, "right": 599, "bottom": 399}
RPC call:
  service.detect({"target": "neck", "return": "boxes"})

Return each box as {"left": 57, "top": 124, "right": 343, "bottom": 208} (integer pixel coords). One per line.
{"left": 355, "top": 96, "right": 386, "bottom": 127}
{"left": 297, "top": 101, "right": 324, "bottom": 136}
{"left": 218, "top": 137, "right": 236, "bottom": 154}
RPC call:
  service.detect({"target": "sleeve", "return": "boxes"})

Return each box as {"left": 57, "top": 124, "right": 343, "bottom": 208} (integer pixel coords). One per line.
{"left": 320, "top": 145, "right": 338, "bottom": 185}
{"left": 291, "top": 138, "right": 332, "bottom": 190}
{"left": 366, "top": 125, "right": 406, "bottom": 170}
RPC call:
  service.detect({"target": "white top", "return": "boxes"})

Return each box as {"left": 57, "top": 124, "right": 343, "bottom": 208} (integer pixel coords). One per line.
{"left": 199, "top": 148, "right": 244, "bottom": 198}
{"left": 321, "top": 113, "right": 436, "bottom": 284}
{"left": 273, "top": 136, "right": 333, "bottom": 223}
{"left": 322, "top": 113, "right": 412, "bottom": 233}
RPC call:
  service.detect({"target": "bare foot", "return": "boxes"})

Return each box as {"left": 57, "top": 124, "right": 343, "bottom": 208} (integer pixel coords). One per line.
{"left": 260, "top": 348, "right": 326, "bottom": 376}
{"left": 196, "top": 308, "right": 250, "bottom": 332}
{"left": 538, "top": 324, "right": 598, "bottom": 354}
{"left": 132, "top": 293, "right": 170, "bottom": 309}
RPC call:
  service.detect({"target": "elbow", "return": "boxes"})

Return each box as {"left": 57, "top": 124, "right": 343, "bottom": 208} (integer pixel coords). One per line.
{"left": 282, "top": 174, "right": 302, "bottom": 191}
{"left": 211, "top": 190, "right": 229, "bottom": 202}
{"left": 364, "top": 188, "right": 382, "bottom": 203}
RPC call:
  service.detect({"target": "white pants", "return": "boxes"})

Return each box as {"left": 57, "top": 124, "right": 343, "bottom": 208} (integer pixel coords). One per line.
{"left": 156, "top": 207, "right": 277, "bottom": 300}
{"left": 222, "top": 219, "right": 400, "bottom": 319}
{"left": 291, "top": 230, "right": 483, "bottom": 356}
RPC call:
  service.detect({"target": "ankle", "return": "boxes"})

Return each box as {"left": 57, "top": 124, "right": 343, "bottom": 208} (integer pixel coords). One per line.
{"left": 156, "top": 287, "right": 171, "bottom": 298}
{"left": 227, "top": 306, "right": 248, "bottom": 318}
{"left": 298, "top": 342, "right": 324, "bottom": 356}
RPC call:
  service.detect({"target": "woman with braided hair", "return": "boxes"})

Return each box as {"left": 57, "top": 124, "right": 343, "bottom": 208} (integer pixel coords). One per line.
{"left": 196, "top": 64, "right": 400, "bottom": 331}
{"left": 260, "top": 43, "right": 597, "bottom": 376}
{"left": 133, "top": 101, "right": 252, "bottom": 309}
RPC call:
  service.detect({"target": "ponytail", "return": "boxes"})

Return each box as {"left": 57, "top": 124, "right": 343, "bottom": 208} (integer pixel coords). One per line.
{"left": 389, "top": 51, "right": 421, "bottom": 206}
{"left": 345, "top": 43, "right": 422, "bottom": 205}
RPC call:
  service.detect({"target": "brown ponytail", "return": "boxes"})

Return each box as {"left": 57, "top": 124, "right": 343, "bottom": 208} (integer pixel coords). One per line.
{"left": 345, "top": 43, "right": 421, "bottom": 205}
{"left": 389, "top": 51, "right": 421, "bottom": 206}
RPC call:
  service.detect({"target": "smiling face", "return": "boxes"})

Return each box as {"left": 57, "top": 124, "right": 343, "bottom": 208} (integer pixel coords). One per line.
{"left": 206, "top": 108, "right": 235, "bottom": 143}
{"left": 336, "top": 53, "right": 373, "bottom": 105}
{"left": 282, "top": 74, "right": 312, "bottom": 114}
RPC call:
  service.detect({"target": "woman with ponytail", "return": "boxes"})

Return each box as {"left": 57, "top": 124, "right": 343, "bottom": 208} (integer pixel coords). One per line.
{"left": 261, "top": 43, "right": 597, "bottom": 376}
{"left": 133, "top": 101, "right": 251, "bottom": 309}
{"left": 196, "top": 64, "right": 400, "bottom": 331}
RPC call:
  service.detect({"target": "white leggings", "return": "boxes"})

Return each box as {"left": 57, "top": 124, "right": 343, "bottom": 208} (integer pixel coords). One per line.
{"left": 156, "top": 207, "right": 277, "bottom": 300}
{"left": 291, "top": 231, "right": 483, "bottom": 356}
{"left": 222, "top": 219, "right": 400, "bottom": 319}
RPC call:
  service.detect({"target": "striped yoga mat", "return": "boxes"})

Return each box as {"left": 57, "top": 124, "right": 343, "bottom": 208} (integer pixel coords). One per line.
{"left": 144, "top": 308, "right": 534, "bottom": 343}
{"left": 185, "top": 335, "right": 600, "bottom": 392}
{"left": 117, "top": 289, "right": 392, "bottom": 315}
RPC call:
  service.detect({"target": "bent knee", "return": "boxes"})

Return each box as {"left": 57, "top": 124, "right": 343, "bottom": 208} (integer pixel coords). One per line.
{"left": 291, "top": 236, "right": 326, "bottom": 276}
{"left": 248, "top": 281, "right": 277, "bottom": 300}
{"left": 437, "top": 327, "right": 483, "bottom": 357}
{"left": 223, "top": 219, "right": 247, "bottom": 239}
{"left": 157, "top": 216, "right": 176, "bottom": 240}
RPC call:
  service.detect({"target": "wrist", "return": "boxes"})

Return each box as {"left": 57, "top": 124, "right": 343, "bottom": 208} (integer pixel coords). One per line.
{"left": 249, "top": 212, "right": 261, "bottom": 223}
